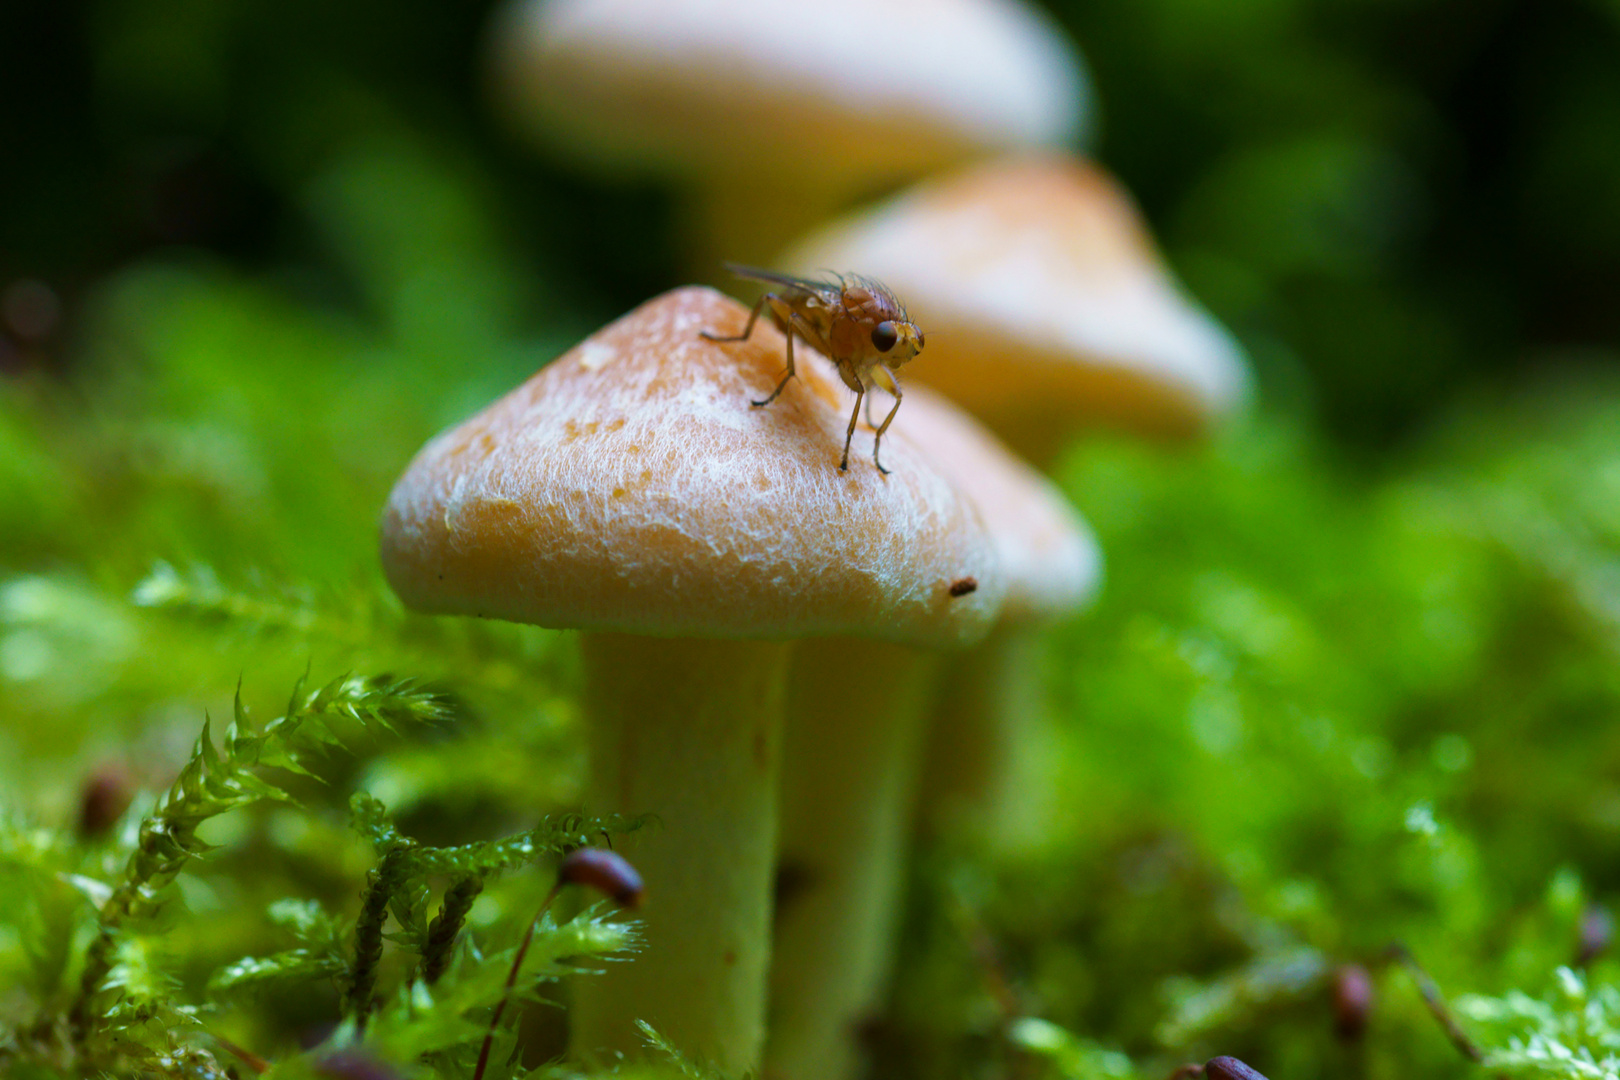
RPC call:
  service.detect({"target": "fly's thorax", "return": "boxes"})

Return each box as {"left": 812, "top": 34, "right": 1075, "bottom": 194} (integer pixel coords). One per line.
{"left": 826, "top": 314, "right": 873, "bottom": 367}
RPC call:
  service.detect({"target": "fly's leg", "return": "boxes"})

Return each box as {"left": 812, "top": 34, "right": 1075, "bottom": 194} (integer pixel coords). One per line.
{"left": 871, "top": 372, "right": 902, "bottom": 476}
{"left": 752, "top": 308, "right": 824, "bottom": 407}
{"left": 864, "top": 365, "right": 899, "bottom": 428}
{"left": 752, "top": 320, "right": 797, "bottom": 407}
{"left": 841, "top": 386, "right": 865, "bottom": 472}
{"left": 700, "top": 294, "right": 767, "bottom": 344}
{"left": 702, "top": 293, "right": 800, "bottom": 407}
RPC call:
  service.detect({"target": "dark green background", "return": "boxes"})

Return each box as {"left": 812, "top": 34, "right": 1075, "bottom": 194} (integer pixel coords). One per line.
{"left": 6, "top": 0, "right": 1619, "bottom": 445}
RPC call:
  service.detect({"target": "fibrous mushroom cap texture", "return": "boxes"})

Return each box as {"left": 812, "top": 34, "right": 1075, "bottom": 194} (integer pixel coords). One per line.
{"left": 380, "top": 287, "right": 1003, "bottom": 648}
{"left": 490, "top": 0, "right": 1088, "bottom": 186}
{"left": 786, "top": 154, "right": 1251, "bottom": 438}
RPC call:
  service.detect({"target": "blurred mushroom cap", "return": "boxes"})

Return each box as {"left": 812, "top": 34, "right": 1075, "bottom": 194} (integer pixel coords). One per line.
{"left": 891, "top": 382, "right": 1100, "bottom": 622}
{"left": 489, "top": 0, "right": 1089, "bottom": 189}
{"left": 785, "top": 154, "right": 1251, "bottom": 458}
{"left": 380, "top": 287, "right": 1004, "bottom": 647}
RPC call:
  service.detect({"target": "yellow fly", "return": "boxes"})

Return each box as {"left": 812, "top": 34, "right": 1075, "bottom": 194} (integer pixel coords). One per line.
{"left": 701, "top": 263, "right": 925, "bottom": 474}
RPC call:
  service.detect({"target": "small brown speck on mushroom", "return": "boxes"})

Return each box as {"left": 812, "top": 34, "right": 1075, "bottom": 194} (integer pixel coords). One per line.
{"left": 949, "top": 576, "right": 978, "bottom": 597}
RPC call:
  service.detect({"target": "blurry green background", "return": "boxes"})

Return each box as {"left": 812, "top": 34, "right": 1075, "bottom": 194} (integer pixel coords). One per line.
{"left": 5, "top": 2, "right": 1620, "bottom": 1079}
{"left": 6, "top": 0, "right": 1620, "bottom": 440}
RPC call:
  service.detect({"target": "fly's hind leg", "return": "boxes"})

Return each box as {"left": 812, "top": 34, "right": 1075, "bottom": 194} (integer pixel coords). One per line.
{"left": 752, "top": 320, "right": 797, "bottom": 407}
{"left": 841, "top": 385, "right": 865, "bottom": 472}
{"left": 701, "top": 294, "right": 799, "bottom": 407}
{"left": 871, "top": 373, "right": 902, "bottom": 476}
{"left": 700, "top": 294, "right": 767, "bottom": 344}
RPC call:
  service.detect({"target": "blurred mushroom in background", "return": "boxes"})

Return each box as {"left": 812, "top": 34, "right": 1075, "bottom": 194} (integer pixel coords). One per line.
{"left": 486, "top": 0, "right": 1092, "bottom": 272}
{"left": 785, "top": 153, "right": 1251, "bottom": 465}
{"left": 782, "top": 152, "right": 1249, "bottom": 849}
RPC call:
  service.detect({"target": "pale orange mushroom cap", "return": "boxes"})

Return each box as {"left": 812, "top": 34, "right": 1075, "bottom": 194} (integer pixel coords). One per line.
{"left": 786, "top": 154, "right": 1251, "bottom": 457}
{"left": 380, "top": 286, "right": 1004, "bottom": 648}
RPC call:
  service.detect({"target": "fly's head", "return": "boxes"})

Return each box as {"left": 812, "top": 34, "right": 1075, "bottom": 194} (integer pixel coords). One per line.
{"left": 867, "top": 318, "right": 925, "bottom": 369}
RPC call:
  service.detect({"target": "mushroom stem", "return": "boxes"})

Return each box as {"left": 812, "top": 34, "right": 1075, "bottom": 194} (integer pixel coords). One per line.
{"left": 571, "top": 633, "right": 791, "bottom": 1075}
{"left": 916, "top": 625, "right": 1055, "bottom": 848}
{"left": 767, "top": 639, "right": 941, "bottom": 1080}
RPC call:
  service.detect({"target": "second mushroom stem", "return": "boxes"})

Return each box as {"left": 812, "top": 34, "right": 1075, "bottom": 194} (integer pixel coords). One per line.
{"left": 571, "top": 633, "right": 791, "bottom": 1076}
{"left": 915, "top": 626, "right": 1056, "bottom": 850}
{"left": 768, "top": 639, "right": 942, "bottom": 1080}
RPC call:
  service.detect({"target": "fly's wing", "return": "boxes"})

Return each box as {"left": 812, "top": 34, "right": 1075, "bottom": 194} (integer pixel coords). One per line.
{"left": 722, "top": 263, "right": 841, "bottom": 306}
{"left": 722, "top": 263, "right": 843, "bottom": 356}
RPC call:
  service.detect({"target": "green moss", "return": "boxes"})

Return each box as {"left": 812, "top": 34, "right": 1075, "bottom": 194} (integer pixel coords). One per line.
{"left": 6, "top": 116, "right": 1620, "bottom": 1079}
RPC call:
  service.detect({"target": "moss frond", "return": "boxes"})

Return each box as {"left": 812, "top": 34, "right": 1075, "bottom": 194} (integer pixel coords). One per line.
{"left": 1007, "top": 1018, "right": 1139, "bottom": 1080}
{"left": 352, "top": 905, "right": 639, "bottom": 1067}
{"left": 421, "top": 876, "right": 483, "bottom": 985}
{"left": 130, "top": 560, "right": 574, "bottom": 701}
{"left": 70, "top": 670, "right": 452, "bottom": 1038}
{"left": 349, "top": 792, "right": 649, "bottom": 879}
{"left": 633, "top": 1020, "right": 726, "bottom": 1080}
{"left": 132, "top": 561, "right": 327, "bottom": 638}
{"left": 1458, "top": 968, "right": 1620, "bottom": 1080}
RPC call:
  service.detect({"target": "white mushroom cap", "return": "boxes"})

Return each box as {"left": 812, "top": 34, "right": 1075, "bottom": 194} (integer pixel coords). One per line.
{"left": 380, "top": 286, "right": 1004, "bottom": 648}
{"left": 785, "top": 154, "right": 1251, "bottom": 457}
{"left": 892, "top": 381, "right": 1101, "bottom": 622}
{"left": 489, "top": 0, "right": 1089, "bottom": 190}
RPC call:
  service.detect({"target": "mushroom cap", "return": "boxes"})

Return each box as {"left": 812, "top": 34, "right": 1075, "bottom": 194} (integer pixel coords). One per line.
{"left": 893, "top": 382, "right": 1101, "bottom": 622}
{"left": 488, "top": 0, "right": 1089, "bottom": 190}
{"left": 784, "top": 154, "right": 1251, "bottom": 451}
{"left": 380, "top": 287, "right": 1004, "bottom": 648}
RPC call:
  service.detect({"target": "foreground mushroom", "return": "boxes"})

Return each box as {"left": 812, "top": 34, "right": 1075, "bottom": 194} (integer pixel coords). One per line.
{"left": 785, "top": 153, "right": 1251, "bottom": 463}
{"left": 378, "top": 287, "right": 1001, "bottom": 1073}
{"left": 487, "top": 0, "right": 1090, "bottom": 268}
{"left": 768, "top": 380, "right": 1096, "bottom": 1080}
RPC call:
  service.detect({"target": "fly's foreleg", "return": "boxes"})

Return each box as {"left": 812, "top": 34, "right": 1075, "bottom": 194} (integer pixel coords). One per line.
{"left": 841, "top": 386, "right": 864, "bottom": 472}
{"left": 871, "top": 374, "right": 902, "bottom": 476}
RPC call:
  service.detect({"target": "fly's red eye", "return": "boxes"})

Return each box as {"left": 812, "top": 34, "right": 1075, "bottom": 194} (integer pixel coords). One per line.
{"left": 871, "top": 322, "right": 898, "bottom": 352}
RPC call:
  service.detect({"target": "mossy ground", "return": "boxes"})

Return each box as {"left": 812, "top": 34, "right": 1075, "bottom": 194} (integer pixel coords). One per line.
{"left": 5, "top": 220, "right": 1620, "bottom": 1077}
{"left": 5, "top": 38, "right": 1620, "bottom": 1072}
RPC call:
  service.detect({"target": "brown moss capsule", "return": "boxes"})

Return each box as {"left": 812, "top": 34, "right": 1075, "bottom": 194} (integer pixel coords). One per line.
{"left": 316, "top": 1049, "right": 399, "bottom": 1080}
{"left": 1579, "top": 904, "right": 1613, "bottom": 966}
{"left": 1204, "top": 1057, "right": 1270, "bottom": 1080}
{"left": 559, "top": 847, "right": 645, "bottom": 908}
{"left": 949, "top": 576, "right": 979, "bottom": 597}
{"left": 1333, "top": 963, "right": 1374, "bottom": 1041}
{"left": 78, "top": 764, "right": 134, "bottom": 838}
